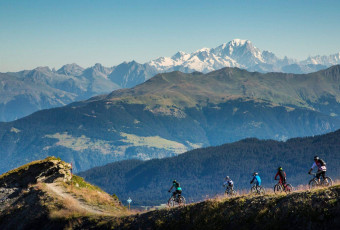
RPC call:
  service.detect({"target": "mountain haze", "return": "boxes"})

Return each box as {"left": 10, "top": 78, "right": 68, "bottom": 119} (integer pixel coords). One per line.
{"left": 1, "top": 66, "right": 340, "bottom": 173}
{"left": 1, "top": 39, "right": 339, "bottom": 121}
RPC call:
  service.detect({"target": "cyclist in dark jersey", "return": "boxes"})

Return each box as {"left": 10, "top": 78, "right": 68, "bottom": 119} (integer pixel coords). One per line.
{"left": 168, "top": 180, "right": 182, "bottom": 198}
{"left": 275, "top": 166, "right": 287, "bottom": 186}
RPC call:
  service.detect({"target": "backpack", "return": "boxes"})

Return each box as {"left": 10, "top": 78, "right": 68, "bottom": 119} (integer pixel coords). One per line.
{"left": 319, "top": 159, "right": 326, "bottom": 166}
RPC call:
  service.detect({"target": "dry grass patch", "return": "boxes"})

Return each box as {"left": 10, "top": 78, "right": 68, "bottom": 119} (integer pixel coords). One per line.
{"left": 49, "top": 196, "right": 90, "bottom": 219}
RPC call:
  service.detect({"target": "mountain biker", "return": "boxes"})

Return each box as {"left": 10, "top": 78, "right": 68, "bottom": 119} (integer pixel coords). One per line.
{"left": 168, "top": 180, "right": 182, "bottom": 199}
{"left": 223, "top": 176, "right": 234, "bottom": 191}
{"left": 250, "top": 172, "right": 261, "bottom": 189}
{"left": 308, "top": 156, "right": 327, "bottom": 181}
{"left": 275, "top": 166, "right": 287, "bottom": 186}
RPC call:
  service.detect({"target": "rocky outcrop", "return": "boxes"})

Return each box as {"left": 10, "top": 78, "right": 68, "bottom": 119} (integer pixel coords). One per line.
{"left": 0, "top": 157, "right": 72, "bottom": 189}
{"left": 0, "top": 157, "right": 72, "bottom": 214}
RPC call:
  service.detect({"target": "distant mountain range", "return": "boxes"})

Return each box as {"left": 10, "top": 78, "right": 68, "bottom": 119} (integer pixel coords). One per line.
{"left": 148, "top": 39, "right": 338, "bottom": 73}
{"left": 1, "top": 66, "right": 340, "bottom": 174}
{"left": 1, "top": 39, "right": 339, "bottom": 121}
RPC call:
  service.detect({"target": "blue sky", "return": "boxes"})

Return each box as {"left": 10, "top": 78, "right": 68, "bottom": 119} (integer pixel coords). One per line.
{"left": 1, "top": 0, "right": 340, "bottom": 72}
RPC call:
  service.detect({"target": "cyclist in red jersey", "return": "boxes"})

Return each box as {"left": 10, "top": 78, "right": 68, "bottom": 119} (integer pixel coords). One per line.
{"left": 275, "top": 166, "right": 287, "bottom": 186}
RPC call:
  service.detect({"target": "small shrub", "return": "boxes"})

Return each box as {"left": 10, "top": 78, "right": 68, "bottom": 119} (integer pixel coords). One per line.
{"left": 112, "top": 193, "right": 119, "bottom": 200}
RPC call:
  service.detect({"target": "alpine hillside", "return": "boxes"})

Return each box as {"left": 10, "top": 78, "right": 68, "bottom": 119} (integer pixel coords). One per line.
{"left": 0, "top": 157, "right": 339, "bottom": 230}
{"left": 0, "top": 157, "right": 129, "bottom": 229}
{"left": 1, "top": 66, "right": 340, "bottom": 174}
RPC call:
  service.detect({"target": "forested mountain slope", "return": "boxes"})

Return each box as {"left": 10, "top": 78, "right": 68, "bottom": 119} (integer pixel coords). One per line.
{"left": 80, "top": 129, "right": 340, "bottom": 206}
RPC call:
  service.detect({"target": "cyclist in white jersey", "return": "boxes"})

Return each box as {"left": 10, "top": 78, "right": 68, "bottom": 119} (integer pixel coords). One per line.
{"left": 308, "top": 156, "right": 327, "bottom": 181}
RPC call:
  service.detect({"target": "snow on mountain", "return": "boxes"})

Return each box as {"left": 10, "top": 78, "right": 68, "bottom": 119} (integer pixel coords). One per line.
{"left": 301, "top": 52, "right": 340, "bottom": 66}
{"left": 148, "top": 39, "right": 282, "bottom": 73}
{"left": 148, "top": 39, "right": 340, "bottom": 74}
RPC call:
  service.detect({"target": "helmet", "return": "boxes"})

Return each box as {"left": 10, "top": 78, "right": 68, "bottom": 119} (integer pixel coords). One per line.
{"left": 314, "top": 156, "right": 319, "bottom": 161}
{"left": 278, "top": 166, "right": 283, "bottom": 171}
{"left": 173, "top": 180, "right": 177, "bottom": 183}
{"left": 253, "top": 172, "right": 258, "bottom": 176}
{"left": 225, "top": 176, "right": 230, "bottom": 180}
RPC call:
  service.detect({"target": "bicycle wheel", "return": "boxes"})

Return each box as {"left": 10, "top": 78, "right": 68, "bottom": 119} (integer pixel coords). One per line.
{"left": 309, "top": 179, "right": 318, "bottom": 190}
{"left": 224, "top": 188, "right": 229, "bottom": 195}
{"left": 259, "top": 187, "right": 266, "bottom": 195}
{"left": 322, "top": 177, "right": 333, "bottom": 187}
{"left": 179, "top": 196, "right": 186, "bottom": 205}
{"left": 273, "top": 184, "right": 283, "bottom": 194}
{"left": 168, "top": 197, "right": 175, "bottom": 207}
{"left": 284, "top": 184, "right": 293, "bottom": 193}
{"left": 231, "top": 189, "right": 236, "bottom": 196}
{"left": 251, "top": 186, "right": 257, "bottom": 194}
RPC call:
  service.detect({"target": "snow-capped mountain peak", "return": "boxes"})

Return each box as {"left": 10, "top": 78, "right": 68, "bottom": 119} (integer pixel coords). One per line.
{"left": 148, "top": 39, "right": 271, "bottom": 72}
{"left": 228, "top": 38, "right": 249, "bottom": 47}
{"left": 147, "top": 38, "right": 340, "bottom": 74}
{"left": 171, "top": 51, "right": 190, "bottom": 61}
{"left": 194, "top": 47, "right": 211, "bottom": 53}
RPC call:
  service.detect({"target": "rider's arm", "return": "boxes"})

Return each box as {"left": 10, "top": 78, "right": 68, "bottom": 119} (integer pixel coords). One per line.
{"left": 250, "top": 177, "right": 254, "bottom": 184}
{"left": 168, "top": 185, "right": 173, "bottom": 192}
{"left": 274, "top": 172, "right": 279, "bottom": 180}
{"left": 309, "top": 162, "right": 316, "bottom": 174}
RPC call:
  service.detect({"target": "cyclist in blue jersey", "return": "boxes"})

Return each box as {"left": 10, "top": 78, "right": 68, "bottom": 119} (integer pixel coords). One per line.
{"left": 250, "top": 172, "right": 261, "bottom": 189}
{"left": 168, "top": 180, "right": 182, "bottom": 198}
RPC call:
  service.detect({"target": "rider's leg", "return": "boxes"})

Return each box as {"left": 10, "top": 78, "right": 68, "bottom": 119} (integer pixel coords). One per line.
{"left": 316, "top": 170, "right": 322, "bottom": 183}
{"left": 172, "top": 191, "right": 177, "bottom": 198}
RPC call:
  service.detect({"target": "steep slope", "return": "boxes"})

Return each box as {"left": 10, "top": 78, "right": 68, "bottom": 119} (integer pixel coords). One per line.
{"left": 0, "top": 157, "right": 127, "bottom": 230}
{"left": 79, "top": 129, "right": 340, "bottom": 206}
{"left": 108, "top": 61, "right": 158, "bottom": 88}
{"left": 1, "top": 67, "right": 340, "bottom": 174}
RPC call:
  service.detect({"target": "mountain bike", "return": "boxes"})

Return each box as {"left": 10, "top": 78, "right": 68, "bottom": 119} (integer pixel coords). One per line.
{"left": 308, "top": 172, "right": 333, "bottom": 189}
{"left": 273, "top": 179, "right": 293, "bottom": 194}
{"left": 224, "top": 185, "right": 236, "bottom": 196}
{"left": 251, "top": 185, "right": 265, "bottom": 195}
{"left": 168, "top": 194, "right": 186, "bottom": 207}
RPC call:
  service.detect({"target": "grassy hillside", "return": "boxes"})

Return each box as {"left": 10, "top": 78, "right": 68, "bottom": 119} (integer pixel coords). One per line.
{"left": 0, "top": 157, "right": 129, "bottom": 229}
{"left": 79, "top": 129, "right": 340, "bottom": 206}
{"left": 103, "top": 65, "right": 340, "bottom": 115}
{"left": 97, "top": 185, "right": 340, "bottom": 230}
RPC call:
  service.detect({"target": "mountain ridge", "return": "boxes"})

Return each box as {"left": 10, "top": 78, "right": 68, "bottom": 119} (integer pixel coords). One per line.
{"left": 1, "top": 67, "right": 340, "bottom": 173}
{"left": 1, "top": 157, "right": 339, "bottom": 229}
{"left": 1, "top": 39, "right": 339, "bottom": 121}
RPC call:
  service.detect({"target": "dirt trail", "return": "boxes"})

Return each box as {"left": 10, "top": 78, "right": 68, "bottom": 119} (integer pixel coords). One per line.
{"left": 45, "top": 183, "right": 110, "bottom": 215}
